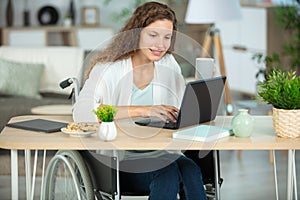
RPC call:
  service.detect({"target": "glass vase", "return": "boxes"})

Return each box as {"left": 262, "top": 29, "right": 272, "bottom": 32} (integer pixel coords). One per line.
{"left": 231, "top": 109, "right": 254, "bottom": 137}
{"left": 98, "top": 121, "right": 117, "bottom": 141}
{"left": 6, "top": 0, "right": 13, "bottom": 27}
{"left": 69, "top": 0, "right": 76, "bottom": 25}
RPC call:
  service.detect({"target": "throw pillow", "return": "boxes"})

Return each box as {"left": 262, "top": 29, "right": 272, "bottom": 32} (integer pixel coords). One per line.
{"left": 0, "top": 58, "right": 45, "bottom": 99}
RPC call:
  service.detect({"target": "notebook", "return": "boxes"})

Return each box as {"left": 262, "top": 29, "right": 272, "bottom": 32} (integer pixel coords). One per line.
{"left": 6, "top": 119, "right": 68, "bottom": 133}
{"left": 172, "top": 125, "right": 232, "bottom": 142}
{"left": 135, "top": 76, "right": 226, "bottom": 129}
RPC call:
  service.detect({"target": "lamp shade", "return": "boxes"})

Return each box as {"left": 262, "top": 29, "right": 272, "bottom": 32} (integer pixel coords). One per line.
{"left": 185, "top": 0, "right": 242, "bottom": 24}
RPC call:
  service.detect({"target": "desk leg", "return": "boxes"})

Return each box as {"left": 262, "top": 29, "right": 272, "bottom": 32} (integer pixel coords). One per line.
{"left": 213, "top": 150, "right": 220, "bottom": 200}
{"left": 25, "top": 150, "right": 32, "bottom": 200}
{"left": 272, "top": 150, "right": 279, "bottom": 200}
{"left": 292, "top": 150, "right": 297, "bottom": 200}
{"left": 40, "top": 150, "right": 47, "bottom": 200}
{"left": 11, "top": 150, "right": 18, "bottom": 200}
{"left": 113, "top": 150, "right": 120, "bottom": 200}
{"left": 287, "top": 149, "right": 295, "bottom": 200}
{"left": 31, "top": 150, "right": 38, "bottom": 200}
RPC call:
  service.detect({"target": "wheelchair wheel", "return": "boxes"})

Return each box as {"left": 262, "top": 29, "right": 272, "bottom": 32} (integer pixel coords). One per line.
{"left": 43, "top": 150, "right": 94, "bottom": 200}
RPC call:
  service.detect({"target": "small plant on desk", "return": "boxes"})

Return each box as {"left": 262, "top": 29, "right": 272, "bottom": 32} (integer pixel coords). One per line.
{"left": 93, "top": 105, "right": 117, "bottom": 141}
{"left": 256, "top": 69, "right": 300, "bottom": 138}
{"left": 93, "top": 105, "right": 117, "bottom": 122}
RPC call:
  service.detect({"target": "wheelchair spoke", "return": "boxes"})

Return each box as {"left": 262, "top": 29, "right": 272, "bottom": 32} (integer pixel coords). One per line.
{"left": 44, "top": 151, "right": 94, "bottom": 200}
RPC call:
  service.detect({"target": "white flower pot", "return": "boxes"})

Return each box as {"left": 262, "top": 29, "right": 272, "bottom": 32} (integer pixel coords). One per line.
{"left": 63, "top": 18, "right": 71, "bottom": 27}
{"left": 98, "top": 121, "right": 117, "bottom": 141}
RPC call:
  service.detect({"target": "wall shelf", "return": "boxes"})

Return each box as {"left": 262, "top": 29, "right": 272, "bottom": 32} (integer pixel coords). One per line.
{"left": 0, "top": 26, "right": 114, "bottom": 50}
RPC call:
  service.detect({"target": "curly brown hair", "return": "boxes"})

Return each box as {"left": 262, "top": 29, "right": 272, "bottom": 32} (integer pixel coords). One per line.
{"left": 86, "top": 1, "right": 177, "bottom": 77}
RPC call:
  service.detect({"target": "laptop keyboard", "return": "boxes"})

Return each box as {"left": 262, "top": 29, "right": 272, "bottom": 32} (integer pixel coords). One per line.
{"left": 135, "top": 118, "right": 178, "bottom": 129}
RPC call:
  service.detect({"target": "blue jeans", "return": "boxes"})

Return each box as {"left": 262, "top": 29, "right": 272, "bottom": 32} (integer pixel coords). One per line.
{"left": 119, "top": 154, "right": 207, "bottom": 200}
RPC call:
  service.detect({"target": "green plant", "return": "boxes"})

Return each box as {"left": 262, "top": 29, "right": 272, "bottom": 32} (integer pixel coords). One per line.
{"left": 102, "top": 0, "right": 183, "bottom": 27}
{"left": 252, "top": 53, "right": 282, "bottom": 80}
{"left": 273, "top": 4, "right": 300, "bottom": 70}
{"left": 103, "top": 0, "right": 147, "bottom": 26}
{"left": 256, "top": 69, "right": 300, "bottom": 109}
{"left": 93, "top": 105, "right": 117, "bottom": 122}
{"left": 252, "top": 2, "right": 300, "bottom": 79}
{"left": 269, "top": 3, "right": 300, "bottom": 71}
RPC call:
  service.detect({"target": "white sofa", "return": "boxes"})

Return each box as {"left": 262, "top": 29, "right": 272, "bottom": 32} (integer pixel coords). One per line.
{"left": 0, "top": 46, "right": 85, "bottom": 131}
{"left": 0, "top": 46, "right": 84, "bottom": 95}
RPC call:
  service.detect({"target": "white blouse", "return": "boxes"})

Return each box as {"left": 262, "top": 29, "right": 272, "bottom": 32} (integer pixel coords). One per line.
{"left": 72, "top": 54, "right": 186, "bottom": 160}
{"left": 73, "top": 54, "right": 186, "bottom": 122}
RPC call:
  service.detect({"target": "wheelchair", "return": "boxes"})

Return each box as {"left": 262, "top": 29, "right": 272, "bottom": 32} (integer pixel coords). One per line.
{"left": 42, "top": 78, "right": 223, "bottom": 200}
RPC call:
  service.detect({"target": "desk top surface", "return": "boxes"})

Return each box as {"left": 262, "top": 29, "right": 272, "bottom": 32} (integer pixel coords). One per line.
{"left": 0, "top": 115, "right": 299, "bottom": 150}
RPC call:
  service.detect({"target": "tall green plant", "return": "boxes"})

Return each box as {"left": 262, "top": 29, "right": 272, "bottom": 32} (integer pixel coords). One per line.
{"left": 252, "top": 2, "right": 299, "bottom": 80}
{"left": 272, "top": 3, "right": 300, "bottom": 70}
{"left": 256, "top": 69, "right": 300, "bottom": 109}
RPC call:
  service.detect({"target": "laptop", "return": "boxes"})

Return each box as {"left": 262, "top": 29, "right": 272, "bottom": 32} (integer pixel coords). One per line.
{"left": 135, "top": 76, "right": 226, "bottom": 129}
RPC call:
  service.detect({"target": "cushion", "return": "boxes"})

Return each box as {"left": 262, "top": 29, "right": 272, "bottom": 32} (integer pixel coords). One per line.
{"left": 0, "top": 47, "right": 84, "bottom": 95}
{"left": 0, "top": 58, "right": 44, "bottom": 99}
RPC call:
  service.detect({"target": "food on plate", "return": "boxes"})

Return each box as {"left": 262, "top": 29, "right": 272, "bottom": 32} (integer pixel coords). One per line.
{"left": 64, "top": 122, "right": 99, "bottom": 132}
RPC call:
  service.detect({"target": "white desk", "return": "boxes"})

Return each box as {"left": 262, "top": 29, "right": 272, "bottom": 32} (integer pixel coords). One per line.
{"left": 0, "top": 115, "right": 299, "bottom": 199}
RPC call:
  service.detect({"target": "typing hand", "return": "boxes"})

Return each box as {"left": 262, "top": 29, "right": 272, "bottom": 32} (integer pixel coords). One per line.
{"left": 148, "top": 105, "right": 178, "bottom": 123}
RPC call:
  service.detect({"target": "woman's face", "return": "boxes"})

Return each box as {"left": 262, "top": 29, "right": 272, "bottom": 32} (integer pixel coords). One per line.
{"left": 138, "top": 19, "right": 173, "bottom": 62}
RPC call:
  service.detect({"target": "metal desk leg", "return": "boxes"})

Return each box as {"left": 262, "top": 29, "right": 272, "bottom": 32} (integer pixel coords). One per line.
{"left": 213, "top": 150, "right": 220, "bottom": 200}
{"left": 113, "top": 150, "right": 120, "bottom": 200}
{"left": 272, "top": 150, "right": 279, "bottom": 200}
{"left": 287, "top": 149, "right": 295, "bottom": 200}
{"left": 40, "top": 150, "right": 47, "bottom": 200}
{"left": 25, "top": 150, "right": 32, "bottom": 200}
{"left": 292, "top": 150, "right": 297, "bottom": 200}
{"left": 31, "top": 150, "right": 39, "bottom": 200}
{"left": 11, "top": 150, "right": 18, "bottom": 200}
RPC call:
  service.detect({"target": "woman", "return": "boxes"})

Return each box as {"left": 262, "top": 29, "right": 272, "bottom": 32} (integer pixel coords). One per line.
{"left": 73, "top": 2, "right": 207, "bottom": 200}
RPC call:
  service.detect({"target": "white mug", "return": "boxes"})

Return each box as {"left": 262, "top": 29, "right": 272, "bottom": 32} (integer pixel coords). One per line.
{"left": 195, "top": 58, "right": 215, "bottom": 80}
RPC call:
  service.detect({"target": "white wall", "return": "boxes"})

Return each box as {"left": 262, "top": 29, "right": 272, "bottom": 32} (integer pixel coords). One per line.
{"left": 0, "top": 0, "right": 129, "bottom": 31}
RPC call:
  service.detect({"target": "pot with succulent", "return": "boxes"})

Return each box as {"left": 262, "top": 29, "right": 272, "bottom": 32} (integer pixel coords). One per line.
{"left": 256, "top": 69, "right": 300, "bottom": 138}
{"left": 94, "top": 105, "right": 117, "bottom": 141}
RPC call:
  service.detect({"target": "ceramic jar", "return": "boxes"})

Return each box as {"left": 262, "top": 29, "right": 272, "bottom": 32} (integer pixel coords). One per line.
{"left": 98, "top": 121, "right": 117, "bottom": 141}
{"left": 231, "top": 109, "right": 254, "bottom": 137}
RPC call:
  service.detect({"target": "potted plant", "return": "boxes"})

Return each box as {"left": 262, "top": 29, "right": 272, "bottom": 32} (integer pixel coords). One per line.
{"left": 256, "top": 69, "right": 300, "bottom": 138}
{"left": 93, "top": 105, "right": 117, "bottom": 141}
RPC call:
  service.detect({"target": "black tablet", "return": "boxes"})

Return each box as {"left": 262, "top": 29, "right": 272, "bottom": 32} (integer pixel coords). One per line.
{"left": 6, "top": 119, "right": 67, "bottom": 133}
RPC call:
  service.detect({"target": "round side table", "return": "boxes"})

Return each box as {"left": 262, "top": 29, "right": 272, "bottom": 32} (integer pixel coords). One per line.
{"left": 31, "top": 104, "right": 72, "bottom": 115}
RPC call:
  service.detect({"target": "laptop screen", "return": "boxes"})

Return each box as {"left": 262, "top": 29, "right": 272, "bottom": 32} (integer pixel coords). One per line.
{"left": 135, "top": 76, "right": 226, "bottom": 129}
{"left": 177, "top": 76, "right": 226, "bottom": 128}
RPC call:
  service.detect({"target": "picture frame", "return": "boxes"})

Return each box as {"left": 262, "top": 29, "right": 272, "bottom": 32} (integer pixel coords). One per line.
{"left": 82, "top": 7, "right": 99, "bottom": 26}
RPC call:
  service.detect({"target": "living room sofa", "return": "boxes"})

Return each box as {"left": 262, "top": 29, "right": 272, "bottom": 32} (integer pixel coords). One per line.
{"left": 0, "top": 46, "right": 84, "bottom": 131}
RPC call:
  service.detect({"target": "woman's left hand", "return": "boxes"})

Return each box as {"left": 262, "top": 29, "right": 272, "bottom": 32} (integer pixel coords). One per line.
{"left": 145, "top": 105, "right": 179, "bottom": 122}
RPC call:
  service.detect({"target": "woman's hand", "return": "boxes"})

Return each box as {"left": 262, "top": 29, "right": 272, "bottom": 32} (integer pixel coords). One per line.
{"left": 145, "top": 105, "right": 179, "bottom": 122}
{"left": 114, "top": 105, "right": 179, "bottom": 122}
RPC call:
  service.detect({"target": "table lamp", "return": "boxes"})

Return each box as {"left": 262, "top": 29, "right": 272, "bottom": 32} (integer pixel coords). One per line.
{"left": 185, "top": 0, "right": 242, "bottom": 115}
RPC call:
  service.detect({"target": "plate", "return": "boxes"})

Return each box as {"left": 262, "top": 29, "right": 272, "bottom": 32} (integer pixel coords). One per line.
{"left": 61, "top": 128, "right": 95, "bottom": 137}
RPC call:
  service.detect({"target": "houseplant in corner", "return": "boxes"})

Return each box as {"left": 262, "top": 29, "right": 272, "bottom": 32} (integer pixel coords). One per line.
{"left": 94, "top": 105, "right": 117, "bottom": 141}
{"left": 256, "top": 69, "right": 300, "bottom": 138}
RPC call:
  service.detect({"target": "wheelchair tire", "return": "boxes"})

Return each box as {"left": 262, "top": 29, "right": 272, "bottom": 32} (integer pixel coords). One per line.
{"left": 43, "top": 150, "right": 94, "bottom": 200}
